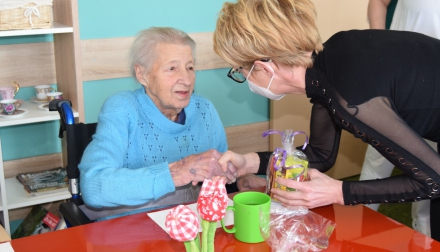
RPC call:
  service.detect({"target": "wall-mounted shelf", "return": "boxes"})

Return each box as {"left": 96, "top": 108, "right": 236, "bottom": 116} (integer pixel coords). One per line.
{"left": 0, "top": 101, "right": 78, "bottom": 127}
{"left": 0, "top": 23, "right": 73, "bottom": 37}
{"left": 3, "top": 177, "right": 70, "bottom": 210}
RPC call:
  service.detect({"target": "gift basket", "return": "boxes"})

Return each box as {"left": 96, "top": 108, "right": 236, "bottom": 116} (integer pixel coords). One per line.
{"left": 263, "top": 129, "right": 309, "bottom": 199}
{"left": 0, "top": 0, "right": 53, "bottom": 30}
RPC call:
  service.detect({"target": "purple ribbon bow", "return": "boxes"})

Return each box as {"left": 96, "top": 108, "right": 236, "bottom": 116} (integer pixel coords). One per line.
{"left": 262, "top": 129, "right": 309, "bottom": 171}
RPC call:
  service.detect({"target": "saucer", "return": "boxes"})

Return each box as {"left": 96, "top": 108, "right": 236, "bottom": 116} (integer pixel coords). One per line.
{"left": 30, "top": 96, "right": 49, "bottom": 103}
{"left": 0, "top": 109, "right": 29, "bottom": 118}
{"left": 38, "top": 103, "right": 49, "bottom": 111}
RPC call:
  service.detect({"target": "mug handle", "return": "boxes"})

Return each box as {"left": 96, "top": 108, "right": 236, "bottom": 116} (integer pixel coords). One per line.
{"left": 220, "top": 206, "right": 236, "bottom": 234}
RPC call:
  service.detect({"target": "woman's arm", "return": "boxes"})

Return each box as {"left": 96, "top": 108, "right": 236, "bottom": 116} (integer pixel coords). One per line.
{"left": 301, "top": 102, "right": 341, "bottom": 172}
{"left": 218, "top": 151, "right": 261, "bottom": 177}
{"left": 367, "top": 0, "right": 392, "bottom": 29}
{"left": 271, "top": 169, "right": 344, "bottom": 208}
{"left": 79, "top": 95, "right": 176, "bottom": 208}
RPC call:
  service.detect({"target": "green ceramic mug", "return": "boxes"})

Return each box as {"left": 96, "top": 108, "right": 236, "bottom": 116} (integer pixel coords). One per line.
{"left": 221, "top": 191, "right": 271, "bottom": 243}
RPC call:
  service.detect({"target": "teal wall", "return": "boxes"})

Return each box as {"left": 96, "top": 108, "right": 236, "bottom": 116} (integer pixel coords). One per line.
{"left": 0, "top": 0, "right": 269, "bottom": 161}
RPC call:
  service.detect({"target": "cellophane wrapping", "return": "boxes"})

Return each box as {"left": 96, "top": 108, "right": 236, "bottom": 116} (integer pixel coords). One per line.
{"left": 261, "top": 202, "right": 336, "bottom": 252}
{"left": 265, "top": 129, "right": 309, "bottom": 199}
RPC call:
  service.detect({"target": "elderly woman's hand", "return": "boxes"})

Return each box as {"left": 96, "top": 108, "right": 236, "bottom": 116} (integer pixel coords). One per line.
{"left": 169, "top": 149, "right": 236, "bottom": 187}
{"left": 271, "top": 168, "right": 344, "bottom": 209}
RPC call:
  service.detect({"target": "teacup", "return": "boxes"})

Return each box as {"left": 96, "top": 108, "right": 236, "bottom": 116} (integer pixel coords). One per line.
{"left": 221, "top": 191, "right": 271, "bottom": 243}
{"left": 0, "top": 82, "right": 20, "bottom": 100}
{"left": 46, "top": 92, "right": 63, "bottom": 101}
{"left": 35, "top": 85, "right": 53, "bottom": 101}
{"left": 0, "top": 99, "right": 18, "bottom": 115}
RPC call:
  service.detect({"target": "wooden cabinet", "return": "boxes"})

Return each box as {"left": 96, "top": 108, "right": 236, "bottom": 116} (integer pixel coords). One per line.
{"left": 0, "top": 0, "right": 83, "bottom": 235}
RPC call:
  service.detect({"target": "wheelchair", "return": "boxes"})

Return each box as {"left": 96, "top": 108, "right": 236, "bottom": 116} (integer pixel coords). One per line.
{"left": 51, "top": 100, "right": 166, "bottom": 226}
{"left": 50, "top": 99, "right": 96, "bottom": 227}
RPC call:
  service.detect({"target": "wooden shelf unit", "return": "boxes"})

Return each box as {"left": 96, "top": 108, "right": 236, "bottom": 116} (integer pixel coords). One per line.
{"left": 0, "top": 0, "right": 83, "bottom": 236}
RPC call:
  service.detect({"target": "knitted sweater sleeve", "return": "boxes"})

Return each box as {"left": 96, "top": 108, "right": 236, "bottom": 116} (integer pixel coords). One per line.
{"left": 79, "top": 94, "right": 175, "bottom": 208}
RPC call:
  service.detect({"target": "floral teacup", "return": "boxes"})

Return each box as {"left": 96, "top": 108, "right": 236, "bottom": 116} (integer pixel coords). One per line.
{"left": 46, "top": 92, "right": 63, "bottom": 101}
{"left": 0, "top": 81, "right": 20, "bottom": 100}
{"left": 35, "top": 85, "right": 53, "bottom": 101}
{"left": 0, "top": 99, "right": 18, "bottom": 115}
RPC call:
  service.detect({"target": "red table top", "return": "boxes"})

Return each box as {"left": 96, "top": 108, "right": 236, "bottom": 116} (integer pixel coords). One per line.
{"left": 10, "top": 197, "right": 440, "bottom": 251}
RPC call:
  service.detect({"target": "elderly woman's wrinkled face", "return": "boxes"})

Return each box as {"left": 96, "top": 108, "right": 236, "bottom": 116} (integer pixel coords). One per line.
{"left": 139, "top": 43, "right": 195, "bottom": 119}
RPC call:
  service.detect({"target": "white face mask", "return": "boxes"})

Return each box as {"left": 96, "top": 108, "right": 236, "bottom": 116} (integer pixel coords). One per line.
{"left": 246, "top": 64, "right": 285, "bottom": 100}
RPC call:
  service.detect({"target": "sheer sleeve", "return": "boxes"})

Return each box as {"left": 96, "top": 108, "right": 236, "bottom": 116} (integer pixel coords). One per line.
{"left": 256, "top": 92, "right": 440, "bottom": 205}
{"left": 335, "top": 95, "right": 440, "bottom": 205}
{"left": 256, "top": 101, "right": 342, "bottom": 174}
{"left": 300, "top": 101, "right": 342, "bottom": 172}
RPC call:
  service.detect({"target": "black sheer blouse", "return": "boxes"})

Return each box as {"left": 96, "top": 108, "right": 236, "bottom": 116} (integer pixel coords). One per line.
{"left": 257, "top": 29, "right": 440, "bottom": 205}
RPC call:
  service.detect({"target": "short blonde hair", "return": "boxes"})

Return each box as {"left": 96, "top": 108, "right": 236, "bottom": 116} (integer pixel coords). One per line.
{"left": 129, "top": 27, "right": 196, "bottom": 79}
{"left": 213, "top": 0, "right": 323, "bottom": 69}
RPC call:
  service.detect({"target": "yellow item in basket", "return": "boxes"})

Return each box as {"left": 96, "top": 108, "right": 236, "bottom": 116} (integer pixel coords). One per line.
{"left": 274, "top": 155, "right": 309, "bottom": 191}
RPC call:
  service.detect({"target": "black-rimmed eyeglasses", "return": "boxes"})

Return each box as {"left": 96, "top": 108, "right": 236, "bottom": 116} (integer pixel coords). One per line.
{"left": 227, "top": 67, "right": 246, "bottom": 83}
{"left": 226, "top": 59, "right": 271, "bottom": 83}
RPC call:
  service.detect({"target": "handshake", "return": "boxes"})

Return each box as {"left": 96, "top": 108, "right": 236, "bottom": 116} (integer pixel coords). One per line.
{"left": 169, "top": 149, "right": 265, "bottom": 189}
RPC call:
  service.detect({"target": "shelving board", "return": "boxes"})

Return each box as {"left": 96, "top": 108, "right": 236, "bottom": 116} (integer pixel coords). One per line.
{"left": 0, "top": 22, "right": 73, "bottom": 37}
{"left": 0, "top": 101, "right": 78, "bottom": 127}
{"left": 4, "top": 177, "right": 69, "bottom": 210}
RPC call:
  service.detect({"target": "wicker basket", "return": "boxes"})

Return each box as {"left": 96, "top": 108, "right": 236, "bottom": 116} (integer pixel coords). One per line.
{"left": 0, "top": 2, "right": 52, "bottom": 30}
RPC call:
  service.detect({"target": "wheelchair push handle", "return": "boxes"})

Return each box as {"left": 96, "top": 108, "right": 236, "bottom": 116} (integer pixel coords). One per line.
{"left": 49, "top": 99, "right": 74, "bottom": 138}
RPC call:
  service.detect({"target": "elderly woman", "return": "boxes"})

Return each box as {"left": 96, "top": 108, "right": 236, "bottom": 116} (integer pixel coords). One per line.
{"left": 79, "top": 27, "right": 234, "bottom": 219}
{"left": 215, "top": 0, "right": 440, "bottom": 236}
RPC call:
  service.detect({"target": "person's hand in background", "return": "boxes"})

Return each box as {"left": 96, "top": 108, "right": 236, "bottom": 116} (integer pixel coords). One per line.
{"left": 236, "top": 174, "right": 266, "bottom": 191}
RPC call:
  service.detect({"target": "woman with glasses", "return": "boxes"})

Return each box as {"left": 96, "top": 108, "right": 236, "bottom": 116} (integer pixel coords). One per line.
{"left": 214, "top": 0, "right": 440, "bottom": 237}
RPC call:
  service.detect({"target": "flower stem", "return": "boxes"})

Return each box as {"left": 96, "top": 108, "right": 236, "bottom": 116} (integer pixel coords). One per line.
{"left": 201, "top": 219, "right": 216, "bottom": 252}
{"left": 184, "top": 234, "right": 201, "bottom": 252}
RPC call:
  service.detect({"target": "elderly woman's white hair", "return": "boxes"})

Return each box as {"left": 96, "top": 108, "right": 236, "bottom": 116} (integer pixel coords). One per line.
{"left": 129, "top": 27, "right": 196, "bottom": 80}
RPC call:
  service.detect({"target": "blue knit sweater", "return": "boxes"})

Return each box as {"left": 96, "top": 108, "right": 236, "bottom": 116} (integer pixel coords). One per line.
{"left": 79, "top": 87, "right": 227, "bottom": 209}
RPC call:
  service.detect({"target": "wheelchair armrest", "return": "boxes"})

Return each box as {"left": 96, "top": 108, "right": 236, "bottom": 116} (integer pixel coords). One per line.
{"left": 59, "top": 202, "right": 92, "bottom": 227}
